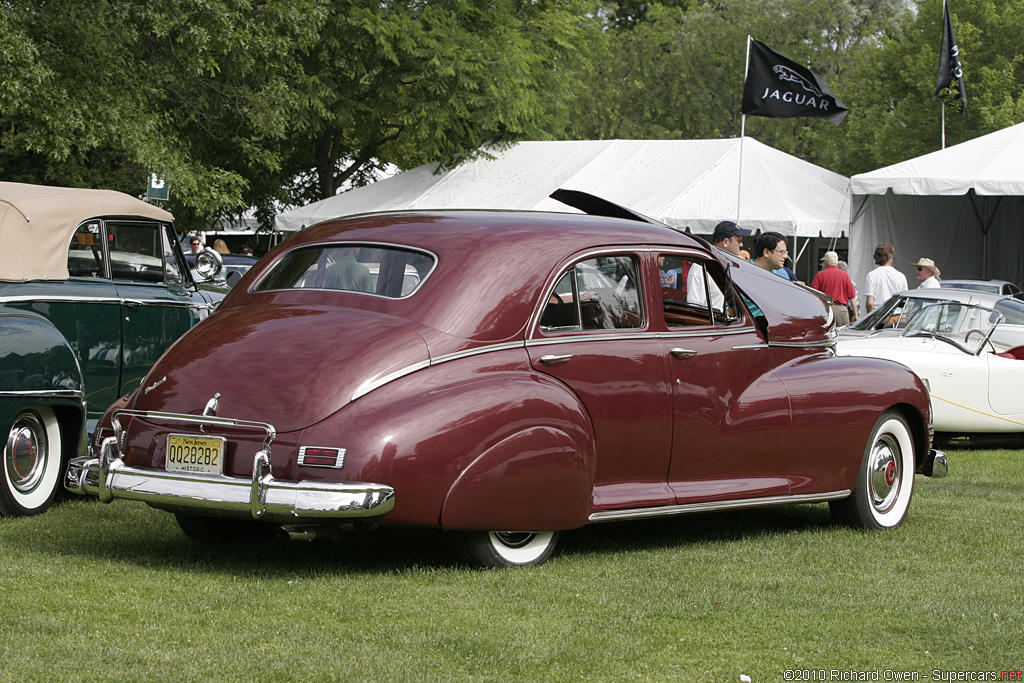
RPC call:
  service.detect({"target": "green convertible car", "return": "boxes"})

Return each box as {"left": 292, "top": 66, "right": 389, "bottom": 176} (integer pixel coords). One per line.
{"left": 0, "top": 182, "right": 225, "bottom": 517}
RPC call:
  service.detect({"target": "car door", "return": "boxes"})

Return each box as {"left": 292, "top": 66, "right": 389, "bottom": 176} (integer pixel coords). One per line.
{"left": 527, "top": 251, "right": 676, "bottom": 512}
{"left": 107, "top": 220, "right": 214, "bottom": 396}
{"left": 656, "top": 251, "right": 791, "bottom": 505}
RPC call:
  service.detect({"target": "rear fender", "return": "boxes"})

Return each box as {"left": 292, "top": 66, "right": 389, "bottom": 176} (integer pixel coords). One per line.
{"left": 295, "top": 349, "right": 596, "bottom": 528}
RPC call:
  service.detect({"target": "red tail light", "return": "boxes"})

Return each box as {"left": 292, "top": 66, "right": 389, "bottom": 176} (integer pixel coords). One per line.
{"left": 297, "top": 446, "right": 346, "bottom": 468}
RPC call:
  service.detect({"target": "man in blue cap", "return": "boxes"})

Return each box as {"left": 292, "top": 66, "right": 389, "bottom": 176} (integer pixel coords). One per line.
{"left": 686, "top": 220, "right": 751, "bottom": 309}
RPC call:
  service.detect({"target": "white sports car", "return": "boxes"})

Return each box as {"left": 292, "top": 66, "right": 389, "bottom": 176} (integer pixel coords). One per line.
{"left": 836, "top": 301, "right": 1024, "bottom": 435}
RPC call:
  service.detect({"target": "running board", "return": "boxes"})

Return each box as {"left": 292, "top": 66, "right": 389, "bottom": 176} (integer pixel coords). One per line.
{"left": 588, "top": 490, "right": 851, "bottom": 523}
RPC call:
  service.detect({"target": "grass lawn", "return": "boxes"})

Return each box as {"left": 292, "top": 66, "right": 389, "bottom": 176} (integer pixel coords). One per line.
{"left": 1, "top": 448, "right": 1022, "bottom": 682}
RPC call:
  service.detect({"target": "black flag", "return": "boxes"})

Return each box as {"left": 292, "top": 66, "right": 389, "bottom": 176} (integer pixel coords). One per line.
{"left": 741, "top": 39, "right": 849, "bottom": 126}
{"left": 934, "top": 0, "right": 967, "bottom": 121}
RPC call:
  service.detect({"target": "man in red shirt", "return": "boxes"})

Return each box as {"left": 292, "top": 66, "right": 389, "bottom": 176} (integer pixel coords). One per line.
{"left": 811, "top": 251, "right": 858, "bottom": 326}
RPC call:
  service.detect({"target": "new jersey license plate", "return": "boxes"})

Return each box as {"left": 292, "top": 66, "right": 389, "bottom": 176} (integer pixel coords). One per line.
{"left": 166, "top": 434, "right": 225, "bottom": 474}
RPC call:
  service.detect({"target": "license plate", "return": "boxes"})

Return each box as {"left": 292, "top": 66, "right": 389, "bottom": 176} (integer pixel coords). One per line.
{"left": 166, "top": 434, "right": 225, "bottom": 474}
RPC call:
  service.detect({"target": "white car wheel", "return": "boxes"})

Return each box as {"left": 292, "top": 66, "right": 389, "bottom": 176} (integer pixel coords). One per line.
{"left": 1, "top": 407, "right": 63, "bottom": 517}
{"left": 445, "top": 530, "right": 559, "bottom": 568}
{"left": 831, "top": 411, "right": 915, "bottom": 530}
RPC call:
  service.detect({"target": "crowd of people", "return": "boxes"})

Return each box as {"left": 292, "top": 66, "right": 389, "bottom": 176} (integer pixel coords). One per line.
{"left": 686, "top": 221, "right": 941, "bottom": 326}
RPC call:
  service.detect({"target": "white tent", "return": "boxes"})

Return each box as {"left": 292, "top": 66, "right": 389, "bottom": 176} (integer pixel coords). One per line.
{"left": 849, "top": 122, "right": 1024, "bottom": 292}
{"left": 275, "top": 139, "right": 851, "bottom": 243}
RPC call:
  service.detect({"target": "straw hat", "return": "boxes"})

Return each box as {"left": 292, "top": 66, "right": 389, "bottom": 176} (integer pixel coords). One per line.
{"left": 910, "top": 257, "right": 940, "bottom": 277}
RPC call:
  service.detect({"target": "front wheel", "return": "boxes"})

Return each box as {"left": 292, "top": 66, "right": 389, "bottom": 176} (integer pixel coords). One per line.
{"left": 1, "top": 407, "right": 63, "bottom": 517}
{"left": 830, "top": 411, "right": 916, "bottom": 530}
{"left": 444, "top": 530, "right": 559, "bottom": 568}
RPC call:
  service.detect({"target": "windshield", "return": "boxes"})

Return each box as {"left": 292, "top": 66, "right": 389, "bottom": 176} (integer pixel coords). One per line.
{"left": 848, "top": 294, "right": 954, "bottom": 332}
{"left": 902, "top": 302, "right": 1003, "bottom": 355}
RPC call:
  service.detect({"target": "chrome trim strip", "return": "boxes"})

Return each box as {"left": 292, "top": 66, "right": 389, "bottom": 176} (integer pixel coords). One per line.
{"left": 588, "top": 490, "right": 851, "bottom": 522}
{"left": 351, "top": 359, "right": 432, "bottom": 401}
{"left": 0, "top": 294, "right": 209, "bottom": 308}
{"left": 0, "top": 389, "right": 85, "bottom": 399}
{"left": 429, "top": 341, "right": 525, "bottom": 364}
{"left": 526, "top": 331, "right": 656, "bottom": 347}
{"left": 767, "top": 339, "right": 836, "bottom": 349}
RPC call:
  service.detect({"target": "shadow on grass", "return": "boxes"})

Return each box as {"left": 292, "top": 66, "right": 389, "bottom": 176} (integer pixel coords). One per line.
{"left": 18, "top": 496, "right": 840, "bottom": 576}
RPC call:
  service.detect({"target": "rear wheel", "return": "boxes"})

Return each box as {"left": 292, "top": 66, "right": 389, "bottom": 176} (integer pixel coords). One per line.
{"left": 1, "top": 407, "right": 63, "bottom": 517}
{"left": 445, "top": 530, "right": 559, "bottom": 568}
{"left": 830, "top": 411, "right": 915, "bottom": 530}
{"left": 174, "top": 513, "right": 277, "bottom": 542}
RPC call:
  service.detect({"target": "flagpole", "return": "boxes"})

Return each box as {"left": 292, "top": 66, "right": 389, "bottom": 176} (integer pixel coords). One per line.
{"left": 737, "top": 36, "right": 752, "bottom": 224}
{"left": 941, "top": 102, "right": 946, "bottom": 149}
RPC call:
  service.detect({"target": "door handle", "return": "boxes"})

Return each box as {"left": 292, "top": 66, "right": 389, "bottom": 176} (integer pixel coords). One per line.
{"left": 539, "top": 354, "right": 574, "bottom": 364}
{"left": 670, "top": 348, "right": 698, "bottom": 358}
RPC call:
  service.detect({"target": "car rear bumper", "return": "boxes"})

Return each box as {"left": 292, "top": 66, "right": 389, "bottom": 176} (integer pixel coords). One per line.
{"left": 920, "top": 448, "right": 948, "bottom": 478}
{"left": 65, "top": 437, "right": 395, "bottom": 522}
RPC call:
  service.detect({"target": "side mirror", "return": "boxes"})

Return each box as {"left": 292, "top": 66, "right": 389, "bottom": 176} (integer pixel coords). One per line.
{"left": 194, "top": 247, "right": 223, "bottom": 280}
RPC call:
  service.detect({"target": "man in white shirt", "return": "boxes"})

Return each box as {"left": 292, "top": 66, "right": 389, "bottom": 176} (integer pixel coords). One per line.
{"left": 686, "top": 220, "right": 751, "bottom": 309}
{"left": 911, "top": 257, "right": 941, "bottom": 289}
{"left": 864, "top": 242, "right": 908, "bottom": 312}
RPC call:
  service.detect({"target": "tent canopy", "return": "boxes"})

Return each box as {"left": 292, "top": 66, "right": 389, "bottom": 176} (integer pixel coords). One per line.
{"left": 275, "top": 139, "right": 851, "bottom": 239}
{"left": 849, "top": 122, "right": 1024, "bottom": 294}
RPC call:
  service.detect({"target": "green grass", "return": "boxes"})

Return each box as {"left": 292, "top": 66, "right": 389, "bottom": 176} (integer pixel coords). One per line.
{"left": 2, "top": 449, "right": 1022, "bottom": 682}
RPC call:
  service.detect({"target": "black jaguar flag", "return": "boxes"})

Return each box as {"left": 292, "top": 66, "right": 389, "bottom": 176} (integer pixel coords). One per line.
{"left": 741, "top": 39, "right": 849, "bottom": 126}
{"left": 934, "top": 0, "right": 967, "bottom": 121}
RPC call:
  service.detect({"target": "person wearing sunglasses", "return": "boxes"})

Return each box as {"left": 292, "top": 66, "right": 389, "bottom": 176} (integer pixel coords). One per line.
{"left": 911, "top": 257, "right": 941, "bottom": 289}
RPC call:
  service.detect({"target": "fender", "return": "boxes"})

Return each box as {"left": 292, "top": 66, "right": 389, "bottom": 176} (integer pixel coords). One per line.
{"left": 295, "top": 348, "right": 596, "bottom": 529}
{"left": 775, "top": 352, "right": 932, "bottom": 494}
{"left": 0, "top": 310, "right": 83, "bottom": 395}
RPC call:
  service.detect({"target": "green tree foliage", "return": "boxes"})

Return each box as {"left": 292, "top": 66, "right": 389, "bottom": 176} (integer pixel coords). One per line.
{"left": 838, "top": 0, "right": 1024, "bottom": 175}
{"left": 564, "top": 0, "right": 910, "bottom": 172}
{"left": 0, "top": 0, "right": 321, "bottom": 227}
{"left": 268, "top": 0, "right": 600, "bottom": 215}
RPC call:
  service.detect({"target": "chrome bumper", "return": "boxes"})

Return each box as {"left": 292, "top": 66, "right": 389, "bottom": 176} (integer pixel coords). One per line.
{"left": 64, "top": 408, "right": 395, "bottom": 522}
{"left": 921, "top": 448, "right": 948, "bottom": 478}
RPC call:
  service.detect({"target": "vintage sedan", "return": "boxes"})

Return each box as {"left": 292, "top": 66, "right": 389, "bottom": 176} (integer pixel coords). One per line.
{"left": 66, "top": 193, "right": 946, "bottom": 567}
{"left": 1, "top": 182, "right": 225, "bottom": 517}
{"left": 837, "top": 300, "right": 1024, "bottom": 436}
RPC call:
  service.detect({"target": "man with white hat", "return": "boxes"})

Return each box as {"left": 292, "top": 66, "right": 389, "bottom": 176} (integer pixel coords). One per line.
{"left": 911, "top": 257, "right": 941, "bottom": 289}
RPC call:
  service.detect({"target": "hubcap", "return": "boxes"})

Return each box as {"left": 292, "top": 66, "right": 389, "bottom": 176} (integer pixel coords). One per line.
{"left": 492, "top": 532, "right": 537, "bottom": 549}
{"left": 868, "top": 435, "right": 900, "bottom": 512}
{"left": 5, "top": 413, "right": 48, "bottom": 494}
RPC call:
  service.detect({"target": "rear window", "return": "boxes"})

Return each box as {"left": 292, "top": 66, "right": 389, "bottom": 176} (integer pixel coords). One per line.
{"left": 253, "top": 244, "right": 434, "bottom": 298}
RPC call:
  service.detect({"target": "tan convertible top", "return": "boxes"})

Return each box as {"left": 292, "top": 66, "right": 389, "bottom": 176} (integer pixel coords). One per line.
{"left": 0, "top": 181, "right": 174, "bottom": 282}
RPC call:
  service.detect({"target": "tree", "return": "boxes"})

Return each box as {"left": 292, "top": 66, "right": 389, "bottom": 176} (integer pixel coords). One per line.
{"left": 0, "top": 0, "right": 321, "bottom": 229}
{"left": 563, "top": 0, "right": 910, "bottom": 172}
{"left": 836, "top": 0, "right": 1024, "bottom": 175}
{"left": 263, "top": 0, "right": 601, "bottom": 217}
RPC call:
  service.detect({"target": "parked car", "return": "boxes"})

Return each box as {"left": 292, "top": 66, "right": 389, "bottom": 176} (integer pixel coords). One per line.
{"left": 942, "top": 279, "right": 1022, "bottom": 298}
{"left": 839, "top": 288, "right": 1024, "bottom": 351}
{"left": 837, "top": 300, "right": 1024, "bottom": 436}
{"left": 66, "top": 192, "right": 945, "bottom": 567}
{"left": 0, "top": 182, "right": 225, "bottom": 517}
{"left": 186, "top": 252, "right": 258, "bottom": 289}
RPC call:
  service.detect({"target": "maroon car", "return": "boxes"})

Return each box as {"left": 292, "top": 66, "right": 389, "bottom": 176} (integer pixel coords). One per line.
{"left": 67, "top": 192, "right": 946, "bottom": 567}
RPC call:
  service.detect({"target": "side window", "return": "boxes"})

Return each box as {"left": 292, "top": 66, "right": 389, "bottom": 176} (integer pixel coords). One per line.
{"left": 67, "top": 222, "right": 107, "bottom": 278}
{"left": 540, "top": 255, "right": 643, "bottom": 332}
{"left": 107, "top": 220, "right": 166, "bottom": 283}
{"left": 161, "top": 225, "right": 186, "bottom": 285}
{"left": 660, "top": 253, "right": 739, "bottom": 328}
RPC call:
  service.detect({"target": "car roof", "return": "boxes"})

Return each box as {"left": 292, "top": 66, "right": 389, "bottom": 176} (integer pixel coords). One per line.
{"left": 0, "top": 181, "right": 173, "bottom": 283}
{"left": 895, "top": 287, "right": 1008, "bottom": 305}
{"left": 232, "top": 209, "right": 830, "bottom": 346}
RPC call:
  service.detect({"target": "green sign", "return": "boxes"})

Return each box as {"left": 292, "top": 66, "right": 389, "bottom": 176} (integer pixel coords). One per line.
{"left": 147, "top": 173, "right": 169, "bottom": 201}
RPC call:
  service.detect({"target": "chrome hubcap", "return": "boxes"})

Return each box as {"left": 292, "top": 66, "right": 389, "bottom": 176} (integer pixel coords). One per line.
{"left": 492, "top": 532, "right": 537, "bottom": 549}
{"left": 868, "top": 434, "right": 900, "bottom": 512}
{"left": 5, "top": 412, "right": 48, "bottom": 494}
